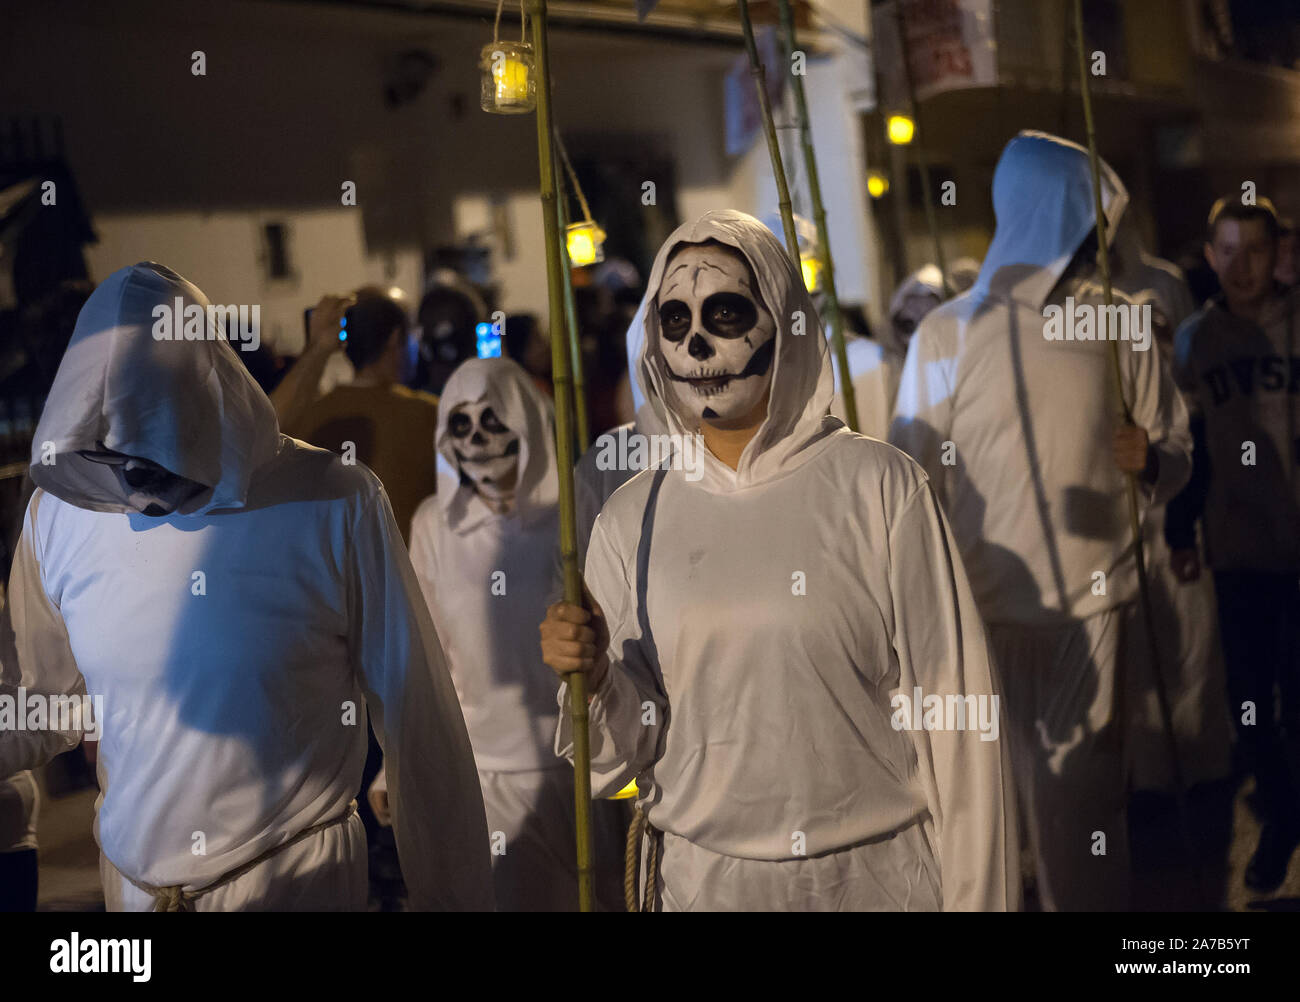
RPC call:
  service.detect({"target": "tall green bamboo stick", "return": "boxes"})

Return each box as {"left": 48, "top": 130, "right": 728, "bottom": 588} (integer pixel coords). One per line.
{"left": 1072, "top": 0, "right": 1199, "bottom": 889}
{"left": 526, "top": 0, "right": 594, "bottom": 912}
{"left": 736, "top": 0, "right": 800, "bottom": 265}
{"left": 775, "top": 0, "right": 859, "bottom": 432}
{"left": 892, "top": 2, "right": 951, "bottom": 297}
{"left": 553, "top": 130, "right": 592, "bottom": 450}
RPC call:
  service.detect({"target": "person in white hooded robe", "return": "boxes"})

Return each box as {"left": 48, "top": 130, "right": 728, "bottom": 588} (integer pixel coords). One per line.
{"left": 761, "top": 211, "right": 900, "bottom": 440}
{"left": 394, "top": 356, "right": 624, "bottom": 910}
{"left": 541, "top": 210, "right": 1019, "bottom": 911}
{"left": 1108, "top": 219, "right": 1232, "bottom": 793}
{"left": 889, "top": 132, "right": 1193, "bottom": 910}
{"left": 0, "top": 262, "right": 493, "bottom": 911}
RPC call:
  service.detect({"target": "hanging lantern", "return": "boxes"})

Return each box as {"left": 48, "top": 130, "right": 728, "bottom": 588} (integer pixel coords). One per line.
{"left": 887, "top": 113, "right": 915, "bottom": 145}
{"left": 565, "top": 220, "right": 606, "bottom": 267}
{"left": 800, "top": 254, "right": 824, "bottom": 294}
{"left": 480, "top": 41, "right": 535, "bottom": 114}
{"left": 866, "top": 170, "right": 890, "bottom": 198}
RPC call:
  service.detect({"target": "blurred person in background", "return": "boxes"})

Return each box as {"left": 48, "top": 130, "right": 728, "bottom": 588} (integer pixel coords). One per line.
{"left": 1167, "top": 196, "right": 1300, "bottom": 891}
{"left": 374, "top": 357, "right": 625, "bottom": 910}
{"left": 415, "top": 271, "right": 487, "bottom": 396}
{"left": 284, "top": 287, "right": 437, "bottom": 546}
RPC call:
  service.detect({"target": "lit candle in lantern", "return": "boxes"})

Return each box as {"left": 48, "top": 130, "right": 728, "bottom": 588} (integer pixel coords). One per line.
{"left": 610, "top": 779, "right": 638, "bottom": 801}
{"left": 565, "top": 221, "right": 606, "bottom": 267}
{"left": 801, "top": 254, "right": 823, "bottom": 294}
{"left": 480, "top": 42, "right": 535, "bottom": 114}
{"left": 887, "top": 114, "right": 915, "bottom": 145}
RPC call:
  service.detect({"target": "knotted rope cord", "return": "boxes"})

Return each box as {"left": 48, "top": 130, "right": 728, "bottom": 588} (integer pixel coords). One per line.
{"left": 623, "top": 804, "right": 662, "bottom": 912}
{"left": 492, "top": 0, "right": 527, "bottom": 44}
{"left": 120, "top": 801, "right": 357, "bottom": 912}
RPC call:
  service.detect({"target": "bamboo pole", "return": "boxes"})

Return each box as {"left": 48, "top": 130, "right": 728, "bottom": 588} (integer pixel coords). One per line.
{"left": 776, "top": 0, "right": 858, "bottom": 431}
{"left": 736, "top": 0, "right": 801, "bottom": 265}
{"left": 1072, "top": 0, "right": 1199, "bottom": 891}
{"left": 892, "top": 2, "right": 951, "bottom": 297}
{"left": 553, "top": 130, "right": 592, "bottom": 450}
{"left": 526, "top": 0, "right": 594, "bottom": 911}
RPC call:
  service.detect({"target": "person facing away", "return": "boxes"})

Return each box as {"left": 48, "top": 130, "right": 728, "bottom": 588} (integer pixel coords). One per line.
{"left": 541, "top": 209, "right": 1019, "bottom": 912}
{"left": 285, "top": 287, "right": 439, "bottom": 545}
{"left": 377, "top": 356, "right": 625, "bottom": 910}
{"left": 1166, "top": 195, "right": 1300, "bottom": 891}
{"left": 0, "top": 262, "right": 493, "bottom": 911}
{"left": 889, "top": 130, "right": 1192, "bottom": 911}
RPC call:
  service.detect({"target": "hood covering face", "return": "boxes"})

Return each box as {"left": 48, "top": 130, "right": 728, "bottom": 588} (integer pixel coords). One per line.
{"left": 434, "top": 356, "right": 557, "bottom": 530}
{"left": 973, "top": 130, "right": 1128, "bottom": 309}
{"left": 29, "top": 262, "right": 281, "bottom": 516}
{"left": 629, "top": 209, "right": 835, "bottom": 490}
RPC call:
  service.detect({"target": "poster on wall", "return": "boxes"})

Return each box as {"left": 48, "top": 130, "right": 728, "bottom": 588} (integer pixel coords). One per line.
{"left": 873, "top": 0, "right": 998, "bottom": 108}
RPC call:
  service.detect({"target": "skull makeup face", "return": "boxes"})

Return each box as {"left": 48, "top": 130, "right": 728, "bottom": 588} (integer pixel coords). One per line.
{"left": 449, "top": 400, "right": 520, "bottom": 505}
{"left": 78, "top": 443, "right": 206, "bottom": 516}
{"left": 656, "top": 242, "right": 776, "bottom": 426}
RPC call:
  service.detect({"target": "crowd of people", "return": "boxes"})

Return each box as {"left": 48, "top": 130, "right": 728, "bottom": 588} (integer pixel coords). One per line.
{"left": 1, "top": 129, "right": 1297, "bottom": 911}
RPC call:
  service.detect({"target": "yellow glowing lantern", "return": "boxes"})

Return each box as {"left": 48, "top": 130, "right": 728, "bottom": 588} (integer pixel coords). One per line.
{"left": 565, "top": 220, "right": 606, "bottom": 267}
{"left": 480, "top": 41, "right": 535, "bottom": 114}
{"left": 610, "top": 779, "right": 638, "bottom": 801}
{"left": 867, "top": 171, "right": 890, "bottom": 198}
{"left": 887, "top": 114, "right": 915, "bottom": 145}
{"left": 800, "top": 254, "right": 824, "bottom": 294}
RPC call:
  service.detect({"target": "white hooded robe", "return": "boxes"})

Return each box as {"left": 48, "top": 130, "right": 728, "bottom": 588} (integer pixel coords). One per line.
{"left": 889, "top": 132, "right": 1193, "bottom": 910}
{"left": 558, "top": 211, "right": 1019, "bottom": 911}
{"left": 0, "top": 262, "right": 493, "bottom": 911}
{"left": 408, "top": 357, "right": 625, "bottom": 910}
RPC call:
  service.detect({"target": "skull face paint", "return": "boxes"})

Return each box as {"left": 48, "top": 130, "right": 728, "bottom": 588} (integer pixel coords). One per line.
{"left": 449, "top": 400, "right": 520, "bottom": 505}
{"left": 78, "top": 443, "right": 205, "bottom": 516}
{"left": 656, "top": 242, "right": 776, "bottom": 425}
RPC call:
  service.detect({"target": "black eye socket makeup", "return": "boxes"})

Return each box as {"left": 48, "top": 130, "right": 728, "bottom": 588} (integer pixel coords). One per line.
{"left": 481, "top": 408, "right": 507, "bottom": 434}
{"left": 703, "top": 293, "right": 758, "bottom": 338}
{"left": 449, "top": 412, "right": 472, "bottom": 438}
{"left": 658, "top": 300, "right": 691, "bottom": 342}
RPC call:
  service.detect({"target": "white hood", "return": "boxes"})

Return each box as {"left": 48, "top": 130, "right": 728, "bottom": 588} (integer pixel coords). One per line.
{"left": 29, "top": 262, "right": 280, "bottom": 516}
{"left": 629, "top": 209, "right": 836, "bottom": 492}
{"left": 434, "top": 356, "right": 557, "bottom": 531}
{"left": 973, "top": 131, "right": 1128, "bottom": 309}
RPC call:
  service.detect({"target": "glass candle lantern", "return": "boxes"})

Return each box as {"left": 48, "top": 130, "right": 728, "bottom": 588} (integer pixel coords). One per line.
{"left": 800, "top": 254, "right": 824, "bottom": 294}
{"left": 887, "top": 113, "right": 915, "bottom": 145}
{"left": 565, "top": 220, "right": 606, "bottom": 267}
{"left": 480, "top": 41, "right": 536, "bottom": 114}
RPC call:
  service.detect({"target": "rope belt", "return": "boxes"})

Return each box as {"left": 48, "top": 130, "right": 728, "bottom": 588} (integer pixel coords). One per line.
{"left": 623, "top": 804, "right": 662, "bottom": 913}
{"left": 119, "top": 801, "right": 358, "bottom": 912}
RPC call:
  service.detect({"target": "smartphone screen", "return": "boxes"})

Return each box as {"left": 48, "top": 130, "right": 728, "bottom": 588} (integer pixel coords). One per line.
{"left": 304, "top": 307, "right": 347, "bottom": 343}
{"left": 476, "top": 321, "right": 501, "bottom": 359}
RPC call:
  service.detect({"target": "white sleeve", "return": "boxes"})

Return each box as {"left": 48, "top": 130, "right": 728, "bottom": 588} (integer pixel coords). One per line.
{"left": 407, "top": 504, "right": 438, "bottom": 613}
{"left": 1126, "top": 337, "right": 1192, "bottom": 506}
{"left": 554, "top": 513, "right": 668, "bottom": 799}
{"left": 888, "top": 328, "right": 956, "bottom": 502}
{"left": 348, "top": 488, "right": 493, "bottom": 910}
{"left": 888, "top": 482, "right": 1021, "bottom": 912}
{"left": 573, "top": 450, "right": 604, "bottom": 570}
{"left": 0, "top": 496, "right": 86, "bottom": 777}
